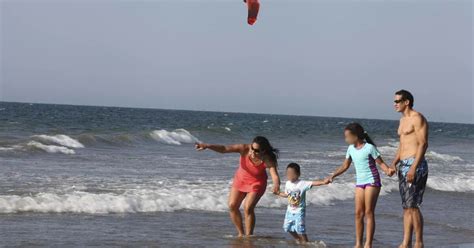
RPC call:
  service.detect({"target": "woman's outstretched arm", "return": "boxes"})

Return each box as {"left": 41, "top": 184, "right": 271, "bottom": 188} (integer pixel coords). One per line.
{"left": 195, "top": 143, "right": 247, "bottom": 155}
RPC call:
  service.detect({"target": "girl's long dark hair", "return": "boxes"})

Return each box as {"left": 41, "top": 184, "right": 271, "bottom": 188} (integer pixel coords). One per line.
{"left": 252, "top": 136, "right": 279, "bottom": 163}
{"left": 344, "top": 122, "right": 376, "bottom": 146}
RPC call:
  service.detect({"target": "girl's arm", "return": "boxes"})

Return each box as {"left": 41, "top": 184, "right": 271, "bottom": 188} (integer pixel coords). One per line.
{"left": 195, "top": 143, "right": 247, "bottom": 156}
{"left": 328, "top": 158, "right": 352, "bottom": 182}
{"left": 375, "top": 156, "right": 392, "bottom": 175}
{"left": 312, "top": 178, "right": 331, "bottom": 186}
{"left": 267, "top": 160, "right": 281, "bottom": 194}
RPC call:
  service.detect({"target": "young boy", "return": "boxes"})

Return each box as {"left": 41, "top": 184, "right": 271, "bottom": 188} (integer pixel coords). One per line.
{"left": 275, "top": 163, "right": 330, "bottom": 243}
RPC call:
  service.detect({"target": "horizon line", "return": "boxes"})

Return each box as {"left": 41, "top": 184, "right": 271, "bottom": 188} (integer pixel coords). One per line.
{"left": 1, "top": 100, "right": 472, "bottom": 126}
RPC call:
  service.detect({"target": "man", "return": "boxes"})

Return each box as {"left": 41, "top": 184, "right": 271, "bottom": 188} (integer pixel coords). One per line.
{"left": 390, "top": 89, "right": 429, "bottom": 248}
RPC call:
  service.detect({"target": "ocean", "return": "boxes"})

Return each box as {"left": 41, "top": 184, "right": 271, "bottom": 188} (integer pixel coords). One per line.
{"left": 0, "top": 102, "right": 472, "bottom": 247}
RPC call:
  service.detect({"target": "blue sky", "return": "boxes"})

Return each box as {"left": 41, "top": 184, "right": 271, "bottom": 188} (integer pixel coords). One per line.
{"left": 1, "top": 0, "right": 472, "bottom": 123}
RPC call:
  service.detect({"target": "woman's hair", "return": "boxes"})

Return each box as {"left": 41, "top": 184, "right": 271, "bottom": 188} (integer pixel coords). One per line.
{"left": 286, "top": 163, "right": 301, "bottom": 175}
{"left": 344, "top": 122, "right": 376, "bottom": 146}
{"left": 252, "top": 136, "right": 279, "bottom": 163}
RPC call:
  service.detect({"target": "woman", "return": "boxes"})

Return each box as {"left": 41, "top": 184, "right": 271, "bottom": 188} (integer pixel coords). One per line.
{"left": 327, "top": 123, "right": 394, "bottom": 248}
{"left": 195, "top": 136, "right": 281, "bottom": 237}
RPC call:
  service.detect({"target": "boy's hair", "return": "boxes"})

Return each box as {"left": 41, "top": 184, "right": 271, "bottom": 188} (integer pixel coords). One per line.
{"left": 286, "top": 163, "right": 301, "bottom": 175}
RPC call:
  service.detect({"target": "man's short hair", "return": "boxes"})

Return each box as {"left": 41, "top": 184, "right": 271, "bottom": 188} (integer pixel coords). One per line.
{"left": 396, "top": 89, "right": 414, "bottom": 108}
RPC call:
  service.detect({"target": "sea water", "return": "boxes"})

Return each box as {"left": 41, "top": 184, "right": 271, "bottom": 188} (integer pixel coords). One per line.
{"left": 0, "top": 102, "right": 472, "bottom": 247}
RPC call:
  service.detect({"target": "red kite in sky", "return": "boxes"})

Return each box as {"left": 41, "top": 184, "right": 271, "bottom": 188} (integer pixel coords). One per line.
{"left": 244, "top": 0, "right": 260, "bottom": 25}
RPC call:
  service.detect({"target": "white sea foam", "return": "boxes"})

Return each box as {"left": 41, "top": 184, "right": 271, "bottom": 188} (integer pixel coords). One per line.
{"left": 0, "top": 182, "right": 229, "bottom": 214}
{"left": 426, "top": 151, "right": 463, "bottom": 162}
{"left": 0, "top": 145, "right": 22, "bottom": 151}
{"left": 377, "top": 144, "right": 464, "bottom": 163}
{"left": 0, "top": 179, "right": 363, "bottom": 214}
{"left": 0, "top": 174, "right": 470, "bottom": 214}
{"left": 32, "top": 134, "right": 84, "bottom": 148}
{"left": 150, "top": 129, "right": 200, "bottom": 145}
{"left": 27, "top": 141, "right": 75, "bottom": 155}
{"left": 377, "top": 145, "right": 398, "bottom": 155}
{"left": 427, "top": 175, "right": 474, "bottom": 192}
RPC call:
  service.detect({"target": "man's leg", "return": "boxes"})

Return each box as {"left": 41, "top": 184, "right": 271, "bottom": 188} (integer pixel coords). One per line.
{"left": 412, "top": 208, "right": 424, "bottom": 248}
{"left": 399, "top": 208, "right": 413, "bottom": 248}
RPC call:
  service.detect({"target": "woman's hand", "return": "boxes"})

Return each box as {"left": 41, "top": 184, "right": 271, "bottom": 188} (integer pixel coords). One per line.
{"left": 272, "top": 184, "right": 280, "bottom": 195}
{"left": 195, "top": 143, "right": 207, "bottom": 151}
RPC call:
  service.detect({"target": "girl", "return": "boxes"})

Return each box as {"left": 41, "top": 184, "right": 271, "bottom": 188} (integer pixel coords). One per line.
{"left": 195, "top": 136, "right": 281, "bottom": 237}
{"left": 327, "top": 123, "right": 395, "bottom": 248}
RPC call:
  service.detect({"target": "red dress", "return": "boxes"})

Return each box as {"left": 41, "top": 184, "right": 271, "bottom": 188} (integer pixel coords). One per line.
{"left": 232, "top": 155, "right": 268, "bottom": 194}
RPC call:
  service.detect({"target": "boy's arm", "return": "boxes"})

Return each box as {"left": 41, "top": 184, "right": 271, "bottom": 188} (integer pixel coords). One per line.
{"left": 275, "top": 191, "right": 288, "bottom": 198}
{"left": 311, "top": 178, "right": 331, "bottom": 186}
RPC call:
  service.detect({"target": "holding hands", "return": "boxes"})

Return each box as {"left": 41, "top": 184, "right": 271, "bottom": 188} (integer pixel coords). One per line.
{"left": 324, "top": 175, "right": 334, "bottom": 184}
{"left": 386, "top": 166, "right": 396, "bottom": 177}
{"left": 322, "top": 177, "right": 332, "bottom": 185}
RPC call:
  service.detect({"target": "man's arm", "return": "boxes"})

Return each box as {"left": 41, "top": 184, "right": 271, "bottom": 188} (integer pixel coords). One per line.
{"left": 406, "top": 115, "right": 429, "bottom": 183}
{"left": 391, "top": 120, "right": 402, "bottom": 171}
{"left": 391, "top": 146, "right": 401, "bottom": 171}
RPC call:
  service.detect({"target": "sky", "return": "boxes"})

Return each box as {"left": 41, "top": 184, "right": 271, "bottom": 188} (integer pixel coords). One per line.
{"left": 0, "top": 0, "right": 472, "bottom": 124}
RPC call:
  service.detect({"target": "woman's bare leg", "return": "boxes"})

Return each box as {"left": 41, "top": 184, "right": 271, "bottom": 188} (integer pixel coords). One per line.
{"left": 243, "top": 192, "right": 264, "bottom": 236}
{"left": 228, "top": 188, "right": 247, "bottom": 237}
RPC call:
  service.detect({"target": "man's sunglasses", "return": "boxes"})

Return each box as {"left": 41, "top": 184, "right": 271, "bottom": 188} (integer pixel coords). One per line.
{"left": 394, "top": 99, "right": 405, "bottom": 104}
